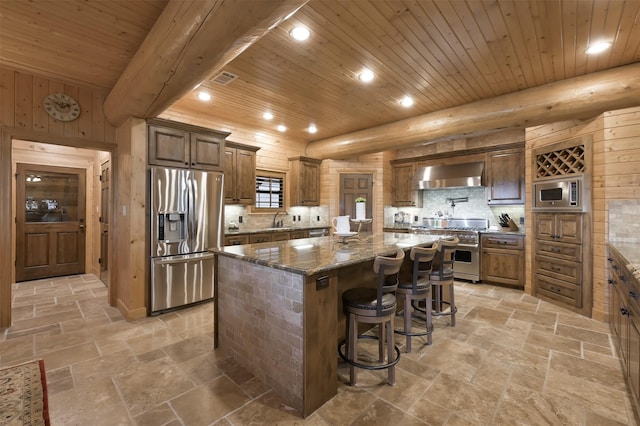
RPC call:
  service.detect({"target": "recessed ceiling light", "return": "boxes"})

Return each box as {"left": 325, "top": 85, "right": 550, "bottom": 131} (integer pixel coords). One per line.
{"left": 308, "top": 124, "right": 317, "bottom": 134}
{"left": 290, "top": 26, "right": 310, "bottom": 41}
{"left": 400, "top": 96, "right": 414, "bottom": 108}
{"left": 277, "top": 124, "right": 287, "bottom": 132}
{"left": 262, "top": 112, "right": 273, "bottom": 120}
{"left": 585, "top": 41, "right": 611, "bottom": 55}
{"left": 358, "top": 68, "right": 375, "bottom": 83}
{"left": 197, "top": 91, "right": 211, "bottom": 101}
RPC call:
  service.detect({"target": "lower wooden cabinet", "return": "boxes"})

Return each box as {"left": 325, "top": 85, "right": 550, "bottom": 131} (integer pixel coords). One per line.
{"left": 608, "top": 244, "right": 640, "bottom": 415}
{"left": 481, "top": 234, "right": 524, "bottom": 288}
{"left": 272, "top": 231, "right": 291, "bottom": 241}
{"left": 290, "top": 230, "right": 309, "bottom": 239}
{"left": 224, "top": 234, "right": 249, "bottom": 246}
{"left": 249, "top": 233, "right": 272, "bottom": 244}
{"left": 224, "top": 229, "right": 316, "bottom": 245}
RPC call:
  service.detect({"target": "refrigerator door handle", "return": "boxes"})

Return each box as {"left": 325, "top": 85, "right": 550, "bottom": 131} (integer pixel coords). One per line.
{"left": 154, "top": 253, "right": 215, "bottom": 265}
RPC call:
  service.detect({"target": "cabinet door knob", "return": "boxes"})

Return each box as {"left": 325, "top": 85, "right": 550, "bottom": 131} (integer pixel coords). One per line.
{"left": 621, "top": 307, "right": 630, "bottom": 316}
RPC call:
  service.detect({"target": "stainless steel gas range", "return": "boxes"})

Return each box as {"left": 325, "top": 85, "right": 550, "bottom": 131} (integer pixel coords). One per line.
{"left": 411, "top": 217, "right": 488, "bottom": 283}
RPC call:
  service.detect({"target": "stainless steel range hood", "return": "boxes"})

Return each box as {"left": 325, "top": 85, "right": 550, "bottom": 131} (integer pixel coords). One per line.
{"left": 413, "top": 162, "right": 484, "bottom": 189}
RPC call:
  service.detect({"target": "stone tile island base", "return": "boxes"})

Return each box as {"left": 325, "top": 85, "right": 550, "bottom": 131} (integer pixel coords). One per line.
{"left": 217, "top": 256, "right": 338, "bottom": 417}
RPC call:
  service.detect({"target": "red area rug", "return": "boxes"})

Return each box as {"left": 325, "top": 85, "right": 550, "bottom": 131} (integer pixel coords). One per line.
{"left": 0, "top": 359, "right": 50, "bottom": 426}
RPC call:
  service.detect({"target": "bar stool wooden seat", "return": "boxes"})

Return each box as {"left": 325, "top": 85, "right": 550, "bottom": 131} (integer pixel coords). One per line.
{"left": 430, "top": 237, "right": 459, "bottom": 326}
{"left": 395, "top": 245, "right": 438, "bottom": 352}
{"left": 338, "top": 249, "right": 405, "bottom": 386}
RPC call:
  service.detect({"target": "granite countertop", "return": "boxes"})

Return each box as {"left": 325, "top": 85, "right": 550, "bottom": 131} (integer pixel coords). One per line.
{"left": 609, "top": 242, "right": 640, "bottom": 281}
{"left": 211, "top": 232, "right": 439, "bottom": 276}
{"left": 225, "top": 225, "right": 329, "bottom": 235}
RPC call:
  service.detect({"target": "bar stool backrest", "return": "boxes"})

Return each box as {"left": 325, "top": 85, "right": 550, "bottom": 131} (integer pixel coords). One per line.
{"left": 432, "top": 237, "right": 459, "bottom": 280}
{"left": 410, "top": 245, "right": 438, "bottom": 291}
{"left": 373, "top": 249, "right": 405, "bottom": 315}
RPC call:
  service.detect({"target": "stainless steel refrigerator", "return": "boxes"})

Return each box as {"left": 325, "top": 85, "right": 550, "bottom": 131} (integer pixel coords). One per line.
{"left": 149, "top": 166, "right": 223, "bottom": 313}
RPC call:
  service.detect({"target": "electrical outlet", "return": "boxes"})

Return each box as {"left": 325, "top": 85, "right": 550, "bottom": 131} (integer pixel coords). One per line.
{"left": 239, "top": 216, "right": 243, "bottom": 223}
{"left": 317, "top": 215, "right": 320, "bottom": 221}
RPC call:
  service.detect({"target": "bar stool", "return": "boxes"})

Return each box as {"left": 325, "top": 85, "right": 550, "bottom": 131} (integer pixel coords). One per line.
{"left": 395, "top": 245, "right": 437, "bottom": 352}
{"left": 338, "top": 249, "right": 405, "bottom": 386}
{"left": 430, "top": 237, "right": 459, "bottom": 326}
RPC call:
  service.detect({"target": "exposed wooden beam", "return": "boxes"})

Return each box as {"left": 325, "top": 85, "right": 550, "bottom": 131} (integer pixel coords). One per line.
{"left": 306, "top": 62, "right": 640, "bottom": 159}
{"left": 104, "top": 0, "right": 309, "bottom": 127}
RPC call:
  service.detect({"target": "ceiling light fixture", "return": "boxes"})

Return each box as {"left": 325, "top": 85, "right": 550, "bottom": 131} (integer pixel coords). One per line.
{"left": 197, "top": 91, "right": 211, "bottom": 101}
{"left": 262, "top": 112, "right": 274, "bottom": 120}
{"left": 277, "top": 124, "right": 287, "bottom": 132}
{"left": 290, "top": 25, "right": 310, "bottom": 41}
{"left": 308, "top": 124, "right": 317, "bottom": 134}
{"left": 358, "top": 68, "right": 375, "bottom": 83}
{"left": 400, "top": 96, "right": 414, "bottom": 108}
{"left": 585, "top": 41, "right": 611, "bottom": 54}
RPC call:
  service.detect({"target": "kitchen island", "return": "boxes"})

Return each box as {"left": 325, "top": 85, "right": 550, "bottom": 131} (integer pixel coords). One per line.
{"left": 211, "top": 232, "right": 438, "bottom": 417}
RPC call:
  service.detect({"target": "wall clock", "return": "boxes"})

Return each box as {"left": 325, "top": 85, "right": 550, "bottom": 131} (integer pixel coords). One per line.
{"left": 43, "top": 93, "right": 80, "bottom": 122}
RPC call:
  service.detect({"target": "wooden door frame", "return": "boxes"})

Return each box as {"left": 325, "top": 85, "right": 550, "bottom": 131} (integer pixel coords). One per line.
{"left": 0, "top": 127, "right": 116, "bottom": 328}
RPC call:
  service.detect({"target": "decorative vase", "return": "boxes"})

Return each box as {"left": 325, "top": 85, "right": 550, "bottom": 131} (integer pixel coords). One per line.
{"left": 355, "top": 202, "right": 366, "bottom": 220}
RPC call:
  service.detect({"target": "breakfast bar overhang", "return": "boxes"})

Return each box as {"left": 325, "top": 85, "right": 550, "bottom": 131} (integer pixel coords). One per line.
{"left": 211, "top": 232, "right": 438, "bottom": 417}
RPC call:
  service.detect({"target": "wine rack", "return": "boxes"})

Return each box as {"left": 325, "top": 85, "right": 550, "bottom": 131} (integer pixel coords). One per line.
{"left": 536, "top": 144, "right": 585, "bottom": 178}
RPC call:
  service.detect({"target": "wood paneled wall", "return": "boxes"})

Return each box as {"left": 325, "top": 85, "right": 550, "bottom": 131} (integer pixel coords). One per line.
{"left": 113, "top": 118, "right": 147, "bottom": 320}
{"left": 525, "top": 106, "right": 640, "bottom": 322}
{"left": 0, "top": 67, "right": 117, "bottom": 328}
{"left": 0, "top": 68, "right": 116, "bottom": 143}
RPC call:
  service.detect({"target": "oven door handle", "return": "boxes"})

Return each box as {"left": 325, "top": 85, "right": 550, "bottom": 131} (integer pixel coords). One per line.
{"left": 457, "top": 243, "right": 478, "bottom": 249}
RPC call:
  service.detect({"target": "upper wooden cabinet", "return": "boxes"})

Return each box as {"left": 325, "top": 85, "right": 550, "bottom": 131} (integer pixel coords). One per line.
{"left": 224, "top": 142, "right": 259, "bottom": 205}
{"left": 147, "top": 119, "right": 229, "bottom": 171}
{"left": 486, "top": 148, "right": 525, "bottom": 205}
{"left": 289, "top": 157, "right": 321, "bottom": 206}
{"left": 391, "top": 163, "right": 422, "bottom": 207}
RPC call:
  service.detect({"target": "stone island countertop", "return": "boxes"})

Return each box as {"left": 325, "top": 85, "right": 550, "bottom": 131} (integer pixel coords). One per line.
{"left": 609, "top": 242, "right": 640, "bottom": 281}
{"left": 211, "top": 232, "right": 439, "bottom": 276}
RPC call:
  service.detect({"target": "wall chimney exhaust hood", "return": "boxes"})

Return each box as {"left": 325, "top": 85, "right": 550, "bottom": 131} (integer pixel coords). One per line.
{"left": 413, "top": 162, "right": 484, "bottom": 189}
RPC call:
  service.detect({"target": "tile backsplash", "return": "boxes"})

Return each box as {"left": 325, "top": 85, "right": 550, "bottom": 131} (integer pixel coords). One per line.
{"left": 609, "top": 200, "right": 640, "bottom": 243}
{"left": 384, "top": 186, "right": 525, "bottom": 229}
{"left": 224, "top": 205, "right": 329, "bottom": 231}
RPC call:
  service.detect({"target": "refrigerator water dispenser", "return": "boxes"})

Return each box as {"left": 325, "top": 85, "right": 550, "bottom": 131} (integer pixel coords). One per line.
{"left": 158, "top": 212, "right": 185, "bottom": 242}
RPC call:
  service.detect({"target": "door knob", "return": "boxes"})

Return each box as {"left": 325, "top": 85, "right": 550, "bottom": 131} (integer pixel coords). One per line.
{"left": 79, "top": 224, "right": 85, "bottom": 229}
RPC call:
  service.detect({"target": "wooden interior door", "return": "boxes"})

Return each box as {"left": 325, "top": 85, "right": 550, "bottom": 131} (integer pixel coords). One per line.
{"left": 339, "top": 174, "right": 373, "bottom": 232}
{"left": 99, "top": 160, "right": 110, "bottom": 285}
{"left": 16, "top": 163, "right": 86, "bottom": 282}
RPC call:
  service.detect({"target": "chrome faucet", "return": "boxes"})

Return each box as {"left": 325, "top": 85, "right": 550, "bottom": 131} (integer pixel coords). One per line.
{"left": 272, "top": 210, "right": 289, "bottom": 228}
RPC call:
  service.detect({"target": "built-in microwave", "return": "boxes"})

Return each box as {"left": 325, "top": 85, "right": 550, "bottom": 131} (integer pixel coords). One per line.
{"left": 533, "top": 176, "right": 585, "bottom": 211}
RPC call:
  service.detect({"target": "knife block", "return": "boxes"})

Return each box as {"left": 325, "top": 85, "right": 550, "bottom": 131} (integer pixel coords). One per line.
{"left": 501, "top": 218, "right": 520, "bottom": 232}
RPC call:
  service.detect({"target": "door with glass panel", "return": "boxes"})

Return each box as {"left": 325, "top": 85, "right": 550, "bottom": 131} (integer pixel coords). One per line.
{"left": 16, "top": 163, "right": 86, "bottom": 282}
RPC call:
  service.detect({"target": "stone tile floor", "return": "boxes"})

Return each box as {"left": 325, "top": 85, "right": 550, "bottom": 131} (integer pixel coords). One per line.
{"left": 0, "top": 274, "right": 637, "bottom": 425}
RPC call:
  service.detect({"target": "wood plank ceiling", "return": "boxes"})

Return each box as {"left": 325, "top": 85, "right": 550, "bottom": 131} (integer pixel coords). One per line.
{"left": 1, "top": 0, "right": 639, "bottom": 147}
